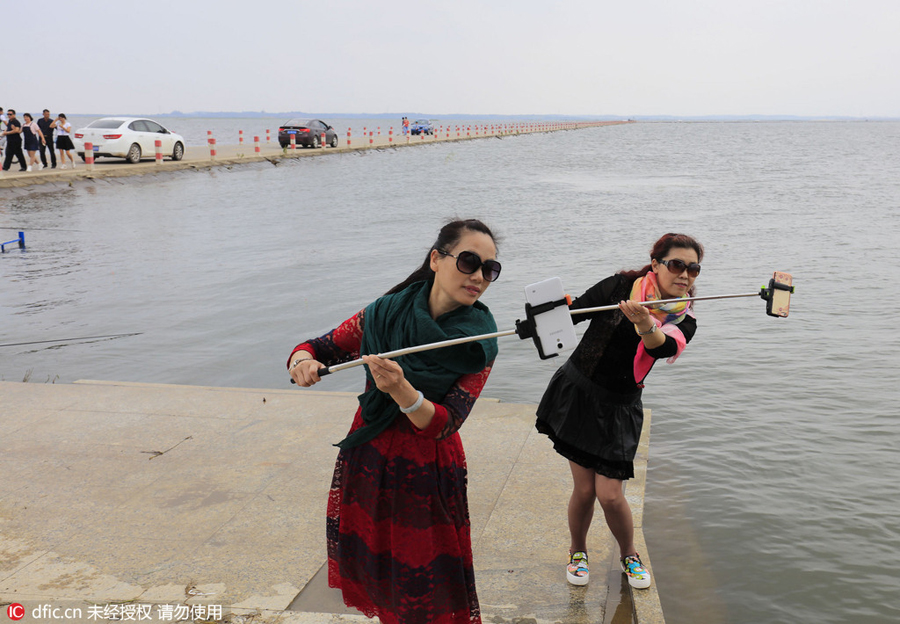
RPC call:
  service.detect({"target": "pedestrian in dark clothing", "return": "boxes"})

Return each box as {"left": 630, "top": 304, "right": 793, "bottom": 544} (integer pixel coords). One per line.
{"left": 2, "top": 110, "right": 28, "bottom": 172}
{"left": 37, "top": 109, "right": 57, "bottom": 169}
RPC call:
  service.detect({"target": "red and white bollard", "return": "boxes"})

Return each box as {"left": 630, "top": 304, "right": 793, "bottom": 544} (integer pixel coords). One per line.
{"left": 369, "top": 129, "right": 374, "bottom": 145}
{"left": 84, "top": 142, "right": 94, "bottom": 170}
{"left": 239, "top": 130, "right": 244, "bottom": 145}
{"left": 208, "top": 137, "right": 217, "bottom": 160}
{"left": 155, "top": 139, "right": 163, "bottom": 165}
{"left": 321, "top": 131, "right": 326, "bottom": 148}
{"left": 254, "top": 136, "right": 261, "bottom": 155}
{"left": 389, "top": 127, "right": 393, "bottom": 143}
{"left": 290, "top": 133, "right": 296, "bottom": 150}
{"left": 266, "top": 129, "right": 271, "bottom": 143}
{"left": 347, "top": 127, "right": 352, "bottom": 146}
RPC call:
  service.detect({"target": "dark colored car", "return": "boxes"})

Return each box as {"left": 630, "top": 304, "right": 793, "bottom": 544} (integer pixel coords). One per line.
{"left": 409, "top": 119, "right": 434, "bottom": 135}
{"left": 278, "top": 119, "right": 338, "bottom": 148}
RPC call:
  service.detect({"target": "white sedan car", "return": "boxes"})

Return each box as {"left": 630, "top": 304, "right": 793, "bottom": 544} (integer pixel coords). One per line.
{"left": 73, "top": 117, "right": 185, "bottom": 163}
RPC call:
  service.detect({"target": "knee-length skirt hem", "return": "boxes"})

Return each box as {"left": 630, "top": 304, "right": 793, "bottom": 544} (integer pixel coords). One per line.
{"left": 535, "top": 360, "right": 643, "bottom": 481}
{"left": 56, "top": 136, "right": 75, "bottom": 150}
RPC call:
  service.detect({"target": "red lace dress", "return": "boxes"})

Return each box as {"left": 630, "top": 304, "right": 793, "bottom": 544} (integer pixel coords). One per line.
{"left": 290, "top": 309, "right": 493, "bottom": 624}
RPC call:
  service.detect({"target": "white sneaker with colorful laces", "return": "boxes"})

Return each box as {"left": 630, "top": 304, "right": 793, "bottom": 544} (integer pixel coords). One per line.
{"left": 621, "top": 553, "right": 652, "bottom": 589}
{"left": 567, "top": 551, "right": 589, "bottom": 586}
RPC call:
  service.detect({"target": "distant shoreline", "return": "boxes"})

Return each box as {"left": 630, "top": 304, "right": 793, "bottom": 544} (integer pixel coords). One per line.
{"left": 62, "top": 111, "right": 900, "bottom": 122}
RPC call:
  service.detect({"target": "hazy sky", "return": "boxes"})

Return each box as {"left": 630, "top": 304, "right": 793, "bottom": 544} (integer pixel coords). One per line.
{"left": 6, "top": 0, "right": 898, "bottom": 117}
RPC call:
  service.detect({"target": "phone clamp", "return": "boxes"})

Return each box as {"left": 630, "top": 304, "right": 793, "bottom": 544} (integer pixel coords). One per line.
{"left": 759, "top": 278, "right": 795, "bottom": 317}
{"left": 515, "top": 296, "right": 572, "bottom": 359}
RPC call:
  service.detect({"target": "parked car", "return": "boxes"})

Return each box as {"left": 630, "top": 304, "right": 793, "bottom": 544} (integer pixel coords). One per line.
{"left": 73, "top": 117, "right": 185, "bottom": 163}
{"left": 278, "top": 119, "right": 338, "bottom": 148}
{"left": 409, "top": 119, "right": 434, "bottom": 135}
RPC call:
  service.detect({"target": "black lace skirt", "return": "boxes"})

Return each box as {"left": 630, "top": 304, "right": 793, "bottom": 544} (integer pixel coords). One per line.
{"left": 535, "top": 360, "right": 643, "bottom": 481}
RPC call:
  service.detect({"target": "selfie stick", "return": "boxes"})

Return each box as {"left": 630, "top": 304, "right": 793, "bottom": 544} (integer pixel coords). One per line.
{"left": 298, "top": 329, "right": 519, "bottom": 379}
{"left": 294, "top": 289, "right": 575, "bottom": 380}
{"left": 291, "top": 274, "right": 793, "bottom": 381}
{"left": 574, "top": 291, "right": 762, "bottom": 316}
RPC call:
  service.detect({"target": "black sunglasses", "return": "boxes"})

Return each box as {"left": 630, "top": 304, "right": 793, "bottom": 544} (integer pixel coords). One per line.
{"left": 436, "top": 249, "right": 501, "bottom": 282}
{"left": 660, "top": 258, "right": 701, "bottom": 277}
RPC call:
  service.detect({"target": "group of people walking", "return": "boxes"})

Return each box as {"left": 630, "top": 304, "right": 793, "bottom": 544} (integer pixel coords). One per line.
{"left": 1, "top": 108, "right": 78, "bottom": 172}
{"left": 288, "top": 219, "right": 703, "bottom": 624}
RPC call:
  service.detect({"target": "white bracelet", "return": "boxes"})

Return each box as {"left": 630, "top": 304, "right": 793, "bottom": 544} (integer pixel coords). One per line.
{"left": 637, "top": 324, "right": 657, "bottom": 336}
{"left": 399, "top": 390, "right": 425, "bottom": 414}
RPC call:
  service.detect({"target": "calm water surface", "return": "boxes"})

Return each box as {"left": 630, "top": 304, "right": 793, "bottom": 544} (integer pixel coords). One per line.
{"left": 2, "top": 121, "right": 899, "bottom": 623}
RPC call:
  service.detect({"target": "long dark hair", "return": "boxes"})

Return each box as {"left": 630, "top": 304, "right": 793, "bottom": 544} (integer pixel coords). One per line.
{"left": 619, "top": 233, "right": 704, "bottom": 296}
{"left": 385, "top": 219, "right": 499, "bottom": 295}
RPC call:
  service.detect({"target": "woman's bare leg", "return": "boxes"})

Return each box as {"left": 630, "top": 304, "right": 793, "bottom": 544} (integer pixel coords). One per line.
{"left": 568, "top": 461, "right": 597, "bottom": 552}
{"left": 595, "top": 474, "right": 636, "bottom": 557}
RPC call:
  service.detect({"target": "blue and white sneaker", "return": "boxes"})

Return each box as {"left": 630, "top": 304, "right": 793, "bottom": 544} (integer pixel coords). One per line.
{"left": 621, "top": 553, "right": 652, "bottom": 589}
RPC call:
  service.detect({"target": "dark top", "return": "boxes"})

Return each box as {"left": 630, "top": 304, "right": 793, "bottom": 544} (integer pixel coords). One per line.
{"left": 36, "top": 117, "right": 54, "bottom": 138}
{"left": 5, "top": 118, "right": 22, "bottom": 146}
{"left": 567, "top": 274, "right": 697, "bottom": 393}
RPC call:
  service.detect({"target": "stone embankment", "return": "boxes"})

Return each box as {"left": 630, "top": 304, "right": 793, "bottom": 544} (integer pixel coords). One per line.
{"left": 0, "top": 121, "right": 632, "bottom": 190}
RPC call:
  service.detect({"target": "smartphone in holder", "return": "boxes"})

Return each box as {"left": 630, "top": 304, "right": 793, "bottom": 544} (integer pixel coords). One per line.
{"left": 766, "top": 271, "right": 793, "bottom": 317}
{"left": 523, "top": 277, "right": 578, "bottom": 359}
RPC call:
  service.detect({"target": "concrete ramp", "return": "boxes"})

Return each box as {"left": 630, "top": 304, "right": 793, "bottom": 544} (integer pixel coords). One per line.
{"left": 0, "top": 380, "right": 663, "bottom": 623}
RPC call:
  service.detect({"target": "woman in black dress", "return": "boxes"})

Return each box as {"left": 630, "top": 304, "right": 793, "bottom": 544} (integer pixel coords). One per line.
{"left": 22, "top": 113, "right": 47, "bottom": 172}
{"left": 536, "top": 233, "right": 703, "bottom": 590}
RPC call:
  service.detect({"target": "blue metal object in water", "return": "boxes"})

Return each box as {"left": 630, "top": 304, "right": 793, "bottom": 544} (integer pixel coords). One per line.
{"left": 0, "top": 231, "right": 25, "bottom": 252}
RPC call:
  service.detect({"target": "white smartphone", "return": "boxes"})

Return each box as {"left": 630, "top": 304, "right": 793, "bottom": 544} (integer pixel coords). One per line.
{"left": 523, "top": 277, "right": 578, "bottom": 359}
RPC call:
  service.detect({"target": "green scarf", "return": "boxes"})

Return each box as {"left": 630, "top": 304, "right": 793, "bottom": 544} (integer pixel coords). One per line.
{"left": 335, "top": 280, "right": 498, "bottom": 449}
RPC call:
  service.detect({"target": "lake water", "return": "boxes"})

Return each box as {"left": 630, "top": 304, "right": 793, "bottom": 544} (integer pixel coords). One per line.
{"left": 2, "top": 120, "right": 899, "bottom": 623}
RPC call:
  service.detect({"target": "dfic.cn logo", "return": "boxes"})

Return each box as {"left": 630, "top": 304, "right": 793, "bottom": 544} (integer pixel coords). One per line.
{"left": 7, "top": 604, "right": 25, "bottom": 621}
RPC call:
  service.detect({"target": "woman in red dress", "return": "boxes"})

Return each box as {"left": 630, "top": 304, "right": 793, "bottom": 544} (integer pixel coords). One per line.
{"left": 288, "top": 219, "right": 502, "bottom": 624}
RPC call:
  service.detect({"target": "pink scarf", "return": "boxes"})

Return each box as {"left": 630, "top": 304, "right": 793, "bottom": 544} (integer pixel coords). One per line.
{"left": 630, "top": 272, "right": 692, "bottom": 384}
